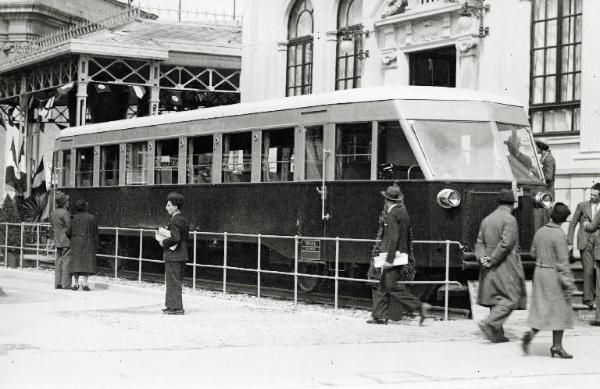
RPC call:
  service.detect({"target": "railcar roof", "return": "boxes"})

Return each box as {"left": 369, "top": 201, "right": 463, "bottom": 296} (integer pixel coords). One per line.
{"left": 56, "top": 86, "right": 523, "bottom": 138}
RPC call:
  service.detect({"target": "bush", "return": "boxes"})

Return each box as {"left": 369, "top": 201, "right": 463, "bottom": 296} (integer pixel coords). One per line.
{"left": 0, "top": 195, "right": 22, "bottom": 247}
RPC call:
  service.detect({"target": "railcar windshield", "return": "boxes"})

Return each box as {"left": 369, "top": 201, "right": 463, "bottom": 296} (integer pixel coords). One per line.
{"left": 409, "top": 120, "right": 544, "bottom": 182}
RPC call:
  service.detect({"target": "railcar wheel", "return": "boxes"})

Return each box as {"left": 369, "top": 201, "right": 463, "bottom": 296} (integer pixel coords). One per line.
{"left": 297, "top": 262, "right": 325, "bottom": 292}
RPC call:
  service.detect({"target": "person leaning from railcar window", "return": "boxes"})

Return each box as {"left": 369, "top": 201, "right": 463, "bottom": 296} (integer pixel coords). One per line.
{"left": 522, "top": 202, "right": 575, "bottom": 359}
{"left": 367, "top": 182, "right": 430, "bottom": 326}
{"left": 67, "top": 199, "right": 99, "bottom": 291}
{"left": 158, "top": 192, "right": 190, "bottom": 315}
{"left": 50, "top": 191, "right": 72, "bottom": 290}
{"left": 475, "top": 189, "right": 527, "bottom": 343}
{"left": 535, "top": 139, "right": 556, "bottom": 200}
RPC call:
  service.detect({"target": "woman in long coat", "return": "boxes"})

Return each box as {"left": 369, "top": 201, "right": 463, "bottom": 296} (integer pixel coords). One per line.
{"left": 522, "top": 202, "right": 575, "bottom": 359}
{"left": 68, "top": 199, "right": 99, "bottom": 291}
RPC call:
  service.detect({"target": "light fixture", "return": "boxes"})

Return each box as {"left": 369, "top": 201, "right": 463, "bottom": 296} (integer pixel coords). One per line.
{"left": 339, "top": 29, "right": 369, "bottom": 60}
{"left": 534, "top": 192, "right": 553, "bottom": 209}
{"left": 457, "top": 0, "right": 490, "bottom": 38}
{"left": 437, "top": 189, "right": 461, "bottom": 209}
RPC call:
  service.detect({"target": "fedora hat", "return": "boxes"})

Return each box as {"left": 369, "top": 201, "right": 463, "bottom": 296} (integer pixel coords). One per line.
{"left": 55, "top": 191, "right": 70, "bottom": 207}
{"left": 534, "top": 139, "right": 549, "bottom": 151}
{"left": 381, "top": 183, "right": 403, "bottom": 202}
{"left": 496, "top": 189, "right": 515, "bottom": 204}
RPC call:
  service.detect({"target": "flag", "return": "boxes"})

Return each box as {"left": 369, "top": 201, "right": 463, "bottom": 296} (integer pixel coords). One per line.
{"left": 131, "top": 85, "right": 145, "bottom": 99}
{"left": 5, "top": 140, "right": 19, "bottom": 191}
{"left": 31, "top": 157, "right": 47, "bottom": 196}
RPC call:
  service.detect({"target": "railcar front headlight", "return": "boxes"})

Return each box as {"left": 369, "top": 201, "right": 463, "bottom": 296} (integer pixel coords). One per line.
{"left": 534, "top": 192, "right": 553, "bottom": 209}
{"left": 437, "top": 189, "right": 461, "bottom": 209}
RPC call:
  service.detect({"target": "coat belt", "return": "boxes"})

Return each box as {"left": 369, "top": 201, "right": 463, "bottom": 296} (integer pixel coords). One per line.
{"left": 535, "top": 263, "right": 554, "bottom": 269}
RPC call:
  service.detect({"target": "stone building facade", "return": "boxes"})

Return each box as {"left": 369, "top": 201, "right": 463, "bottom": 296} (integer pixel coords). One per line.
{"left": 241, "top": 0, "right": 600, "bottom": 206}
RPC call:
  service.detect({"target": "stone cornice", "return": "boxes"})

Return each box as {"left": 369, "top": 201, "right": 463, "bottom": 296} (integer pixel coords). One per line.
{"left": 0, "top": 4, "right": 86, "bottom": 25}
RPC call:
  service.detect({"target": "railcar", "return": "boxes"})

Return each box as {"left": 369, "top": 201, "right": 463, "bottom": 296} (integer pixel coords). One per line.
{"left": 52, "top": 86, "right": 551, "bottom": 297}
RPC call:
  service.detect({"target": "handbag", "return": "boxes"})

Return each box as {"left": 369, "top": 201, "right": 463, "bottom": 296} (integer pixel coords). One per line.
{"left": 373, "top": 251, "right": 408, "bottom": 268}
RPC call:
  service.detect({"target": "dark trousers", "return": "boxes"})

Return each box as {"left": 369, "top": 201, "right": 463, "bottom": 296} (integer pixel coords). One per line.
{"left": 581, "top": 243, "right": 596, "bottom": 303}
{"left": 483, "top": 297, "right": 514, "bottom": 330}
{"left": 595, "top": 260, "right": 600, "bottom": 321}
{"left": 372, "top": 267, "right": 421, "bottom": 320}
{"left": 54, "top": 247, "right": 71, "bottom": 288}
{"left": 165, "top": 261, "right": 185, "bottom": 310}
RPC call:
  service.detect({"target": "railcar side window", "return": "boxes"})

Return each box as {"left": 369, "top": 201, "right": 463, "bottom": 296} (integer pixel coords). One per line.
{"left": 305, "top": 126, "right": 323, "bottom": 180}
{"left": 187, "top": 136, "right": 213, "bottom": 184}
{"left": 262, "top": 128, "right": 294, "bottom": 182}
{"left": 62, "top": 150, "right": 71, "bottom": 187}
{"left": 335, "top": 122, "right": 371, "bottom": 180}
{"left": 155, "top": 139, "right": 179, "bottom": 185}
{"left": 126, "top": 142, "right": 148, "bottom": 185}
{"left": 75, "top": 148, "right": 93, "bottom": 187}
{"left": 222, "top": 132, "right": 251, "bottom": 183}
{"left": 377, "top": 122, "right": 421, "bottom": 180}
{"left": 100, "top": 145, "right": 119, "bottom": 186}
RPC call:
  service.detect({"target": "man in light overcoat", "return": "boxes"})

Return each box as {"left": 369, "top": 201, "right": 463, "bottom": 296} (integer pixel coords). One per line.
{"left": 159, "top": 192, "right": 189, "bottom": 315}
{"left": 50, "top": 191, "right": 71, "bottom": 289}
{"left": 567, "top": 182, "right": 600, "bottom": 308}
{"left": 475, "top": 189, "right": 527, "bottom": 343}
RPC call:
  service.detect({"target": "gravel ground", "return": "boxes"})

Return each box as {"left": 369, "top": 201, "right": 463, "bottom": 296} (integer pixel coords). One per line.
{"left": 6, "top": 267, "right": 599, "bottom": 349}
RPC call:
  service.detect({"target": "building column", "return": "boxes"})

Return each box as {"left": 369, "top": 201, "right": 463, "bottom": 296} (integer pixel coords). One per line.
{"left": 149, "top": 61, "right": 161, "bottom": 115}
{"left": 579, "top": 0, "right": 600, "bottom": 153}
{"left": 323, "top": 31, "right": 338, "bottom": 91}
{"left": 276, "top": 41, "right": 288, "bottom": 97}
{"left": 76, "top": 56, "right": 89, "bottom": 127}
{"left": 455, "top": 37, "right": 479, "bottom": 90}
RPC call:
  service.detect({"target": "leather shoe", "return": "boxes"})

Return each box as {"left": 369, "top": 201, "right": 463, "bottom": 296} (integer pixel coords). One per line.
{"left": 493, "top": 335, "right": 510, "bottom": 343}
{"left": 71, "top": 285, "right": 79, "bottom": 291}
{"left": 366, "top": 318, "right": 388, "bottom": 325}
{"left": 55, "top": 285, "right": 62, "bottom": 289}
{"left": 164, "top": 309, "right": 185, "bottom": 315}
{"left": 82, "top": 285, "right": 91, "bottom": 291}
{"left": 590, "top": 321, "right": 600, "bottom": 326}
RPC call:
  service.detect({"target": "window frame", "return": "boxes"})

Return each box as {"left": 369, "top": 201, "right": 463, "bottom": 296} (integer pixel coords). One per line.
{"left": 335, "top": 0, "right": 363, "bottom": 90}
{"left": 286, "top": 0, "right": 314, "bottom": 97}
{"left": 529, "top": 0, "right": 582, "bottom": 135}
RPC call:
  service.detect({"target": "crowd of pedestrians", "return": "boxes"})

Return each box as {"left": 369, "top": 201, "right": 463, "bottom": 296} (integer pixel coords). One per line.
{"left": 47, "top": 176, "right": 594, "bottom": 361}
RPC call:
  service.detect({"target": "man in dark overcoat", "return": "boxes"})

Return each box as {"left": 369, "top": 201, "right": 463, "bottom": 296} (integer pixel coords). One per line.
{"left": 50, "top": 191, "right": 71, "bottom": 289}
{"left": 159, "top": 192, "right": 189, "bottom": 315}
{"left": 475, "top": 189, "right": 527, "bottom": 342}
{"left": 367, "top": 182, "right": 429, "bottom": 325}
{"left": 567, "top": 182, "right": 600, "bottom": 308}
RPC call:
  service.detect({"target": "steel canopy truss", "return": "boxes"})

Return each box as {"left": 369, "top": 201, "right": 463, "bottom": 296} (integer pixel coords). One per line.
{"left": 0, "top": 76, "right": 21, "bottom": 101}
{"left": 160, "top": 65, "right": 240, "bottom": 92}
{"left": 88, "top": 57, "right": 151, "bottom": 85}
{"left": 25, "top": 58, "right": 78, "bottom": 94}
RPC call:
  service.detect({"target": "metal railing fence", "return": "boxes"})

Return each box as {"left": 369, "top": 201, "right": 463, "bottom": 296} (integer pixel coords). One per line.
{"left": 1, "top": 222, "right": 462, "bottom": 320}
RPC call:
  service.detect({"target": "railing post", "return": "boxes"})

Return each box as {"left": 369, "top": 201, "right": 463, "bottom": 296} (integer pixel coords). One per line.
{"left": 257, "top": 234, "right": 261, "bottom": 299}
{"left": 192, "top": 233, "right": 197, "bottom": 291}
{"left": 334, "top": 237, "right": 340, "bottom": 310}
{"left": 294, "top": 235, "right": 298, "bottom": 305}
{"left": 36, "top": 224, "right": 40, "bottom": 269}
{"left": 223, "top": 232, "right": 227, "bottom": 294}
{"left": 19, "top": 223, "right": 24, "bottom": 268}
{"left": 4, "top": 223, "right": 8, "bottom": 267}
{"left": 138, "top": 229, "right": 143, "bottom": 284}
{"left": 114, "top": 228, "right": 119, "bottom": 279}
{"left": 444, "top": 240, "right": 450, "bottom": 321}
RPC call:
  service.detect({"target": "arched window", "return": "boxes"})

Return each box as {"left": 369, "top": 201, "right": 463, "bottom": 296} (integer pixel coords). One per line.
{"left": 336, "top": 0, "right": 363, "bottom": 90}
{"left": 287, "top": 0, "right": 314, "bottom": 96}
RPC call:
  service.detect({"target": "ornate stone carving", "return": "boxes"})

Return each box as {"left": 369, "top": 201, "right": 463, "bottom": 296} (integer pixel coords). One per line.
{"left": 381, "top": 0, "right": 408, "bottom": 19}
{"left": 456, "top": 37, "right": 478, "bottom": 56}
